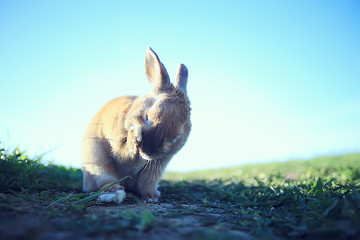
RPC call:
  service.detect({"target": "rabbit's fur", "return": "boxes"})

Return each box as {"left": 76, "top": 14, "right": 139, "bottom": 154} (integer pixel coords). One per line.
{"left": 81, "top": 47, "right": 191, "bottom": 202}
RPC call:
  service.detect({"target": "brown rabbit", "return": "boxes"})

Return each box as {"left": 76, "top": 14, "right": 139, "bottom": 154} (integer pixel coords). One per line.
{"left": 81, "top": 47, "right": 191, "bottom": 203}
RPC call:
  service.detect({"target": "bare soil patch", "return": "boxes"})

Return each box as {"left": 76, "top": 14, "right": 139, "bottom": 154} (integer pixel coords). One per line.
{"left": 0, "top": 193, "right": 254, "bottom": 240}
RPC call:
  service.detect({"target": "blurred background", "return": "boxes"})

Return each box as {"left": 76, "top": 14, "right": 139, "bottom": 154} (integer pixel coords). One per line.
{"left": 1, "top": 1, "right": 359, "bottom": 171}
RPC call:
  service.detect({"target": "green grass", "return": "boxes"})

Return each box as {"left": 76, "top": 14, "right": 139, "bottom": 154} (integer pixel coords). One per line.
{"left": 0, "top": 147, "right": 82, "bottom": 193}
{"left": 163, "top": 154, "right": 360, "bottom": 238}
{"left": 0, "top": 145, "right": 359, "bottom": 239}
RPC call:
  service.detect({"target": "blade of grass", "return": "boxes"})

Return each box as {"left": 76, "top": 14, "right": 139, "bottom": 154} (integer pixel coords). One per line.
{"left": 323, "top": 198, "right": 339, "bottom": 217}
{"left": 46, "top": 191, "right": 75, "bottom": 208}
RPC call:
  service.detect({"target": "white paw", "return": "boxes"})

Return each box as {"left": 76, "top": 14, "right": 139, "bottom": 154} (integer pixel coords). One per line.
{"left": 98, "top": 190, "right": 126, "bottom": 204}
{"left": 133, "top": 125, "right": 142, "bottom": 143}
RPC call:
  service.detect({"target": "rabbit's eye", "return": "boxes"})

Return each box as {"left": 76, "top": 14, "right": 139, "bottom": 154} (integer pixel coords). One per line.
{"left": 144, "top": 114, "right": 152, "bottom": 127}
{"left": 145, "top": 114, "right": 151, "bottom": 124}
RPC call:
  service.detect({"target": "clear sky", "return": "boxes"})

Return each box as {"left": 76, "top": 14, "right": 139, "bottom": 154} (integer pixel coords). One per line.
{"left": 1, "top": 1, "right": 359, "bottom": 171}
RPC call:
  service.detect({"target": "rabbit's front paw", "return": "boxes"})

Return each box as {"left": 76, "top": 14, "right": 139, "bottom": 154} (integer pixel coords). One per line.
{"left": 128, "top": 125, "right": 142, "bottom": 154}
{"left": 132, "top": 125, "right": 142, "bottom": 143}
{"left": 141, "top": 190, "right": 161, "bottom": 203}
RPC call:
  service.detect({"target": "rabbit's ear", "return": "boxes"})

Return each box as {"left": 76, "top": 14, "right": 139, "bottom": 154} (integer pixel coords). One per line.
{"left": 175, "top": 64, "right": 188, "bottom": 94}
{"left": 145, "top": 47, "right": 170, "bottom": 91}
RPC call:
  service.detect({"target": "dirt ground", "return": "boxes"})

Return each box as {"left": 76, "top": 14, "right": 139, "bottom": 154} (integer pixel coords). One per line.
{"left": 0, "top": 193, "right": 255, "bottom": 240}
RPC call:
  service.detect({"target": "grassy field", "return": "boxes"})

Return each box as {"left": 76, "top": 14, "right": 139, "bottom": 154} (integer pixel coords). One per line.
{"left": 0, "top": 146, "right": 359, "bottom": 239}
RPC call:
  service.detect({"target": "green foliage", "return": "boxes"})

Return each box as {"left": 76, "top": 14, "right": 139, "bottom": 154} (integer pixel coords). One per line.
{"left": 164, "top": 153, "right": 360, "bottom": 184}
{"left": 162, "top": 153, "right": 360, "bottom": 238}
{"left": 0, "top": 146, "right": 82, "bottom": 193}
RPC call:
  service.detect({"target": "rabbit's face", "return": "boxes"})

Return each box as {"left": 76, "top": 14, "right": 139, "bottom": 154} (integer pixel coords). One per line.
{"left": 126, "top": 48, "right": 191, "bottom": 161}
{"left": 139, "top": 91, "right": 190, "bottom": 160}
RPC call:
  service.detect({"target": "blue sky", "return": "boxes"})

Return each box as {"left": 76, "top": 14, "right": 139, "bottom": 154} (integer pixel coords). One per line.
{"left": 1, "top": 1, "right": 359, "bottom": 171}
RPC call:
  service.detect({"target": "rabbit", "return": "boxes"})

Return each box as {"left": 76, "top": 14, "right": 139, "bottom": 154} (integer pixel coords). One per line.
{"left": 81, "top": 47, "right": 191, "bottom": 203}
